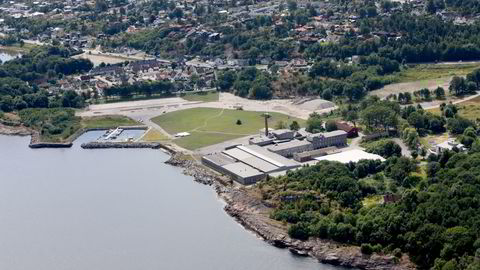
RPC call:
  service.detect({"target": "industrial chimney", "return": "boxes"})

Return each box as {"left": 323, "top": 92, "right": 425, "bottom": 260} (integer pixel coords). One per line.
{"left": 264, "top": 113, "right": 269, "bottom": 136}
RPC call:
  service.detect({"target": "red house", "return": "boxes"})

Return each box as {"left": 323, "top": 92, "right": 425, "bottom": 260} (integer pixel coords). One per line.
{"left": 336, "top": 121, "right": 358, "bottom": 138}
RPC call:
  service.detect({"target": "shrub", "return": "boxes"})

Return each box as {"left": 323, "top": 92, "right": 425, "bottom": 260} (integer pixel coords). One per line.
{"left": 393, "top": 248, "right": 402, "bottom": 258}
{"left": 236, "top": 119, "right": 242, "bottom": 125}
{"left": 361, "top": 243, "right": 374, "bottom": 255}
{"left": 325, "top": 120, "right": 338, "bottom": 132}
{"left": 288, "top": 223, "right": 310, "bottom": 240}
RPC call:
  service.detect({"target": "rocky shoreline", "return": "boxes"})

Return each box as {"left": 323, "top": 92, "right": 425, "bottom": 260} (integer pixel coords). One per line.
{"left": 0, "top": 123, "right": 32, "bottom": 136}
{"left": 165, "top": 152, "right": 232, "bottom": 186}
{"left": 81, "top": 141, "right": 161, "bottom": 149}
{"left": 166, "top": 152, "right": 416, "bottom": 270}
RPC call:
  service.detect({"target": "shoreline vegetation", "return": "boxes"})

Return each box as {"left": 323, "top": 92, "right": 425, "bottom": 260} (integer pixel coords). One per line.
{"left": 0, "top": 112, "right": 144, "bottom": 148}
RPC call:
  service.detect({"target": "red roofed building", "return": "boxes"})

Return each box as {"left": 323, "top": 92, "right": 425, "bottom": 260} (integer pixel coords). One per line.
{"left": 336, "top": 121, "right": 359, "bottom": 138}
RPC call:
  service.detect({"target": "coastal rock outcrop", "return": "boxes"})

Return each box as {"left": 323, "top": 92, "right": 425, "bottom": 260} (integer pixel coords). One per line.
{"left": 0, "top": 123, "right": 32, "bottom": 136}
{"left": 218, "top": 189, "right": 416, "bottom": 270}
{"left": 166, "top": 152, "right": 231, "bottom": 186}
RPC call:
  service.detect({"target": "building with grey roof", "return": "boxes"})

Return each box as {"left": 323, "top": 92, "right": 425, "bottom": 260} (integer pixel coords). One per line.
{"left": 221, "top": 162, "right": 265, "bottom": 185}
{"left": 267, "top": 140, "right": 313, "bottom": 158}
{"left": 202, "top": 144, "right": 303, "bottom": 185}
{"left": 201, "top": 154, "right": 265, "bottom": 185}
{"left": 293, "top": 146, "right": 338, "bottom": 162}
{"left": 307, "top": 130, "right": 347, "bottom": 149}
{"left": 237, "top": 145, "right": 300, "bottom": 169}
{"left": 271, "top": 129, "right": 295, "bottom": 140}
{"left": 248, "top": 135, "right": 274, "bottom": 146}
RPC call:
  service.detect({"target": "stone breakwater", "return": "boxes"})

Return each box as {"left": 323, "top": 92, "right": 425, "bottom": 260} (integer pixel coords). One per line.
{"left": 166, "top": 152, "right": 416, "bottom": 270}
{"left": 81, "top": 141, "right": 161, "bottom": 149}
{"left": 29, "top": 131, "right": 73, "bottom": 148}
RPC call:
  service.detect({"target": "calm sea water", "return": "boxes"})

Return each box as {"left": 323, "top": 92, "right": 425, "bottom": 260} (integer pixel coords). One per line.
{"left": 0, "top": 132, "right": 342, "bottom": 270}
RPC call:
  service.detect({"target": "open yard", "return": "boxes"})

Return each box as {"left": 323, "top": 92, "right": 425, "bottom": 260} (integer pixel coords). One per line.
{"left": 419, "top": 133, "right": 450, "bottom": 149}
{"left": 151, "top": 107, "right": 305, "bottom": 150}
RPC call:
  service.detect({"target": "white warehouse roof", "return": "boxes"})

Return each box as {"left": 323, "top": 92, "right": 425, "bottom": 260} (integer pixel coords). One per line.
{"left": 314, "top": 149, "right": 385, "bottom": 164}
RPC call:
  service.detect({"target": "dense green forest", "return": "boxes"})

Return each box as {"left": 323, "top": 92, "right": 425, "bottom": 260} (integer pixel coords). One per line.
{"left": 216, "top": 67, "right": 274, "bottom": 99}
{"left": 103, "top": 80, "right": 175, "bottom": 99}
{"left": 265, "top": 150, "right": 480, "bottom": 269}
{"left": 0, "top": 46, "right": 93, "bottom": 112}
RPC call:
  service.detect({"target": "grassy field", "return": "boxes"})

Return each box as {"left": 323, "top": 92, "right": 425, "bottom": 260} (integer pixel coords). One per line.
{"left": 427, "top": 95, "right": 480, "bottom": 121}
{"left": 174, "top": 131, "right": 241, "bottom": 149}
{"left": 151, "top": 107, "right": 305, "bottom": 150}
{"left": 395, "top": 63, "right": 480, "bottom": 83}
{"left": 371, "top": 63, "right": 480, "bottom": 99}
{"left": 0, "top": 43, "right": 37, "bottom": 53}
{"left": 141, "top": 128, "right": 169, "bottom": 141}
{"left": 180, "top": 91, "right": 219, "bottom": 102}
{"left": 80, "top": 115, "right": 140, "bottom": 129}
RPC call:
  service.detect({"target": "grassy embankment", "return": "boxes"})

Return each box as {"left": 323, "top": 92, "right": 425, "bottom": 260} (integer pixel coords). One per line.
{"left": 152, "top": 107, "right": 305, "bottom": 150}
{"left": 428, "top": 95, "right": 480, "bottom": 121}
{"left": 393, "top": 63, "right": 480, "bottom": 83}
{"left": 94, "top": 91, "right": 219, "bottom": 105}
{"left": 80, "top": 115, "right": 139, "bottom": 129}
{"left": 0, "top": 43, "right": 38, "bottom": 53}
{"left": 180, "top": 91, "right": 219, "bottom": 102}
{"left": 141, "top": 129, "right": 169, "bottom": 141}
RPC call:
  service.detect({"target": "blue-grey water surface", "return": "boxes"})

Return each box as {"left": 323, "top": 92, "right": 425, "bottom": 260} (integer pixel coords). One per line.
{"left": 0, "top": 132, "right": 341, "bottom": 270}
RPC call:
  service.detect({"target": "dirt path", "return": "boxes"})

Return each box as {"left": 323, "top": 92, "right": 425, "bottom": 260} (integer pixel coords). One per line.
{"left": 421, "top": 92, "right": 480, "bottom": 110}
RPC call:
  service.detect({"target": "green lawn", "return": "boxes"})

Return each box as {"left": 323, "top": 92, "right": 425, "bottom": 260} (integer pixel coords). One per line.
{"left": 181, "top": 91, "right": 219, "bottom": 102}
{"left": 101, "top": 94, "right": 173, "bottom": 104}
{"left": 81, "top": 115, "right": 140, "bottom": 129}
{"left": 174, "top": 131, "right": 241, "bottom": 150}
{"left": 151, "top": 108, "right": 305, "bottom": 150}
